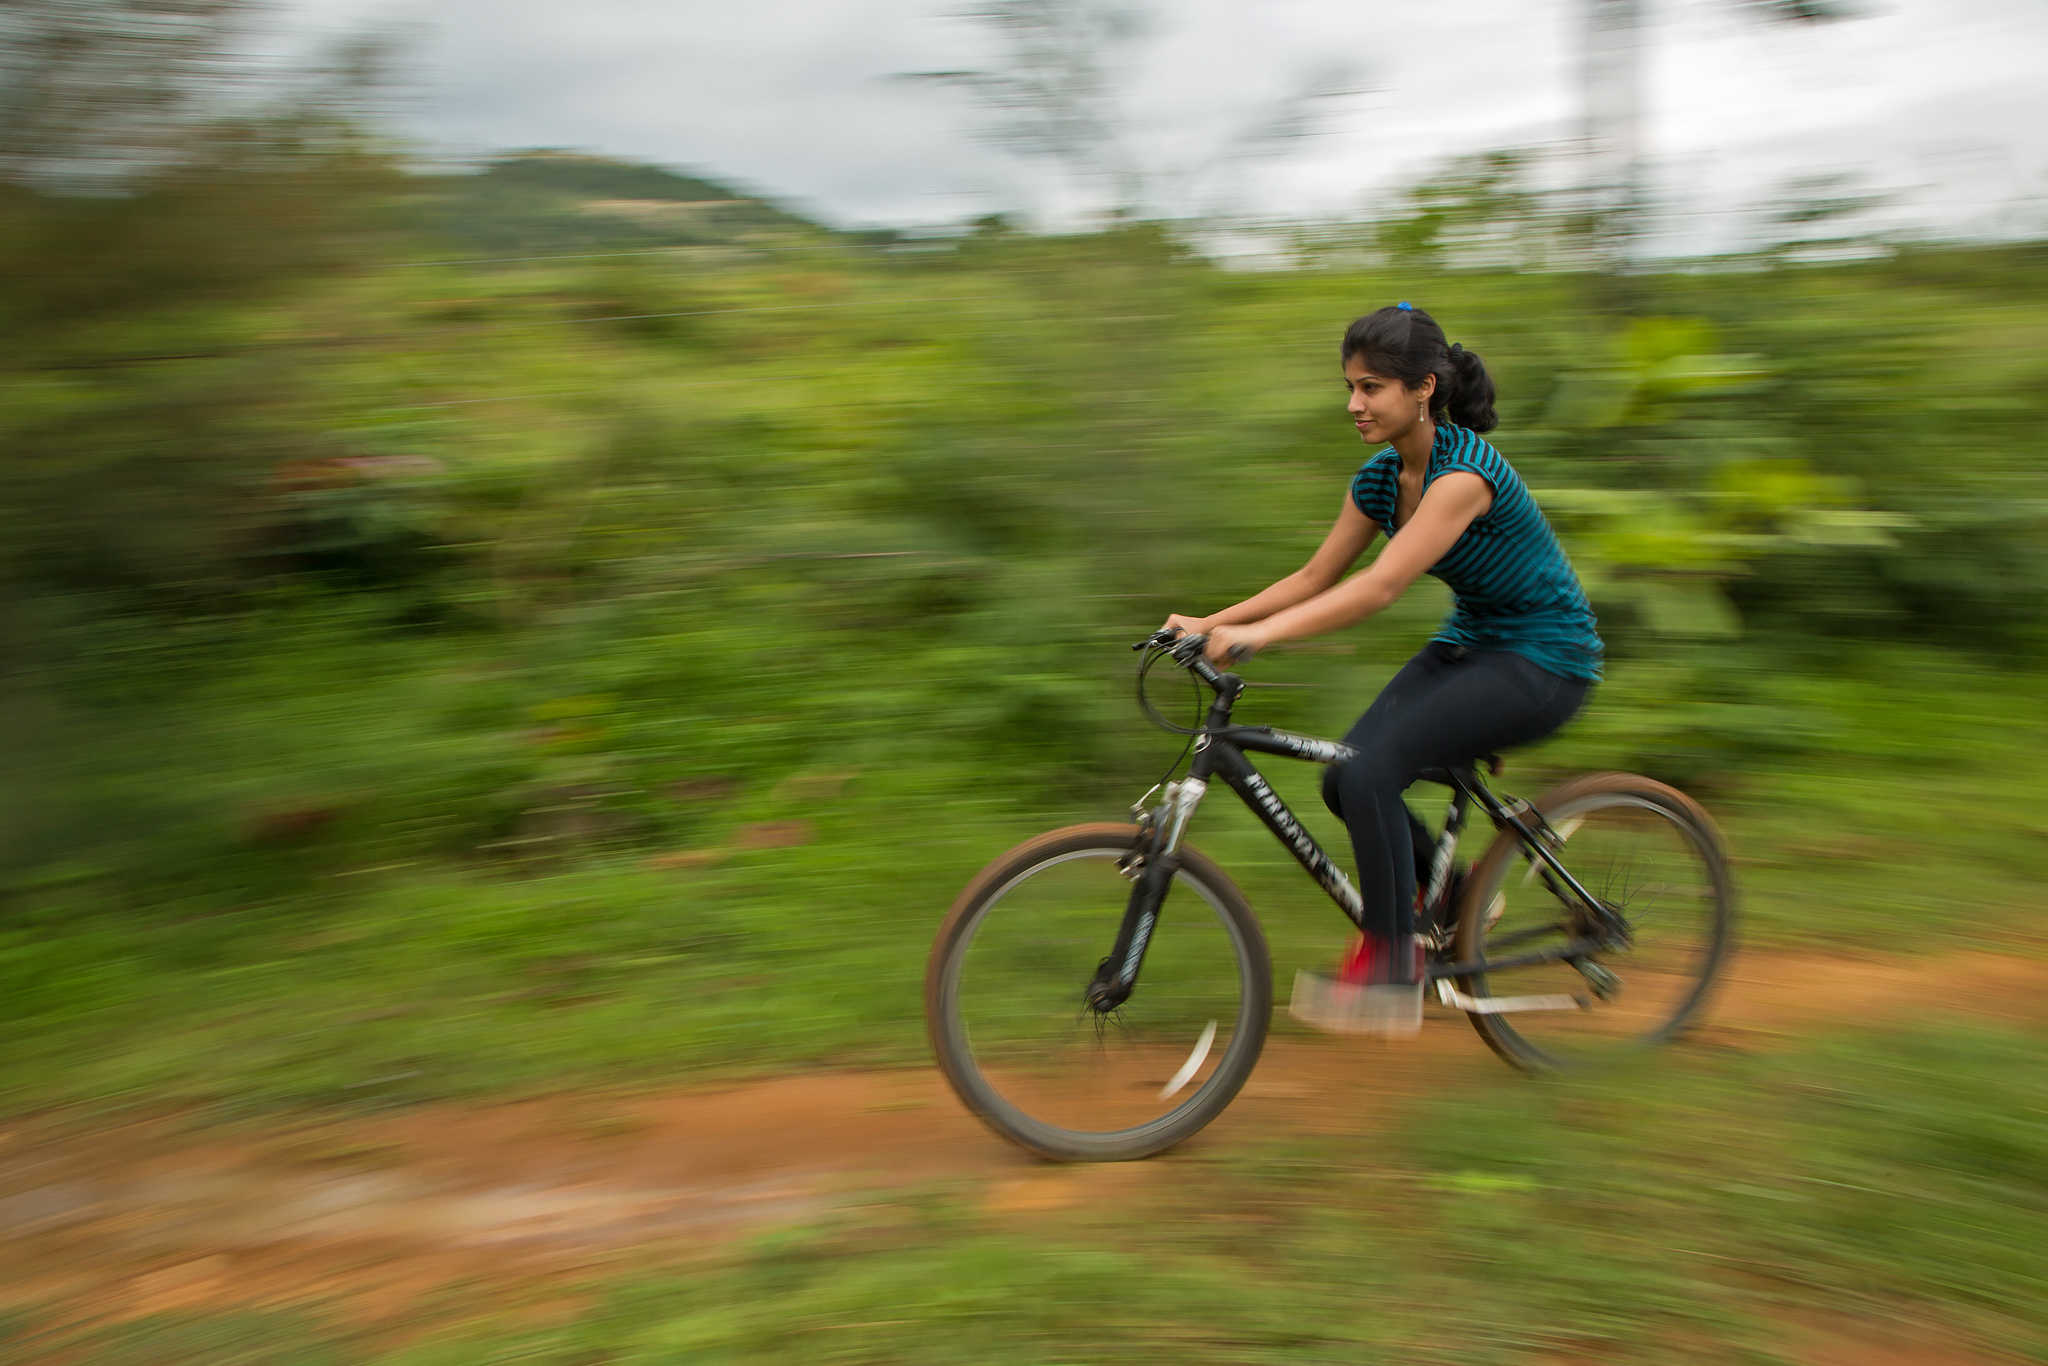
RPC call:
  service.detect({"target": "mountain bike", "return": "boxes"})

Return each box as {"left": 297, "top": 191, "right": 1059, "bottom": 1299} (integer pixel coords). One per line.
{"left": 924, "top": 629, "right": 1736, "bottom": 1161}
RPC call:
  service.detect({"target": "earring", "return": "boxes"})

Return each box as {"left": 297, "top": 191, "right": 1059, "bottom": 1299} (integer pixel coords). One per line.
{"left": 1419, "top": 399, "right": 1429, "bottom": 422}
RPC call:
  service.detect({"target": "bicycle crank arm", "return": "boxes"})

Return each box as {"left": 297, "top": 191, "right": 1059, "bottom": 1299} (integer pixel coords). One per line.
{"left": 1434, "top": 980, "right": 1588, "bottom": 1014}
{"left": 1428, "top": 935, "right": 1608, "bottom": 979}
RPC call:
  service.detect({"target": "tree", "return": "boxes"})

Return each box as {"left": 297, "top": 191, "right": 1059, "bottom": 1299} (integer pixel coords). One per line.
{"left": 0, "top": 0, "right": 265, "bottom": 190}
{"left": 907, "top": 0, "right": 1369, "bottom": 229}
{"left": 1579, "top": 0, "right": 1855, "bottom": 285}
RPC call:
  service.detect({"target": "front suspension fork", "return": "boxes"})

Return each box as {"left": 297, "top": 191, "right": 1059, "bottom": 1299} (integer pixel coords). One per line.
{"left": 1087, "top": 778, "right": 1208, "bottom": 1012}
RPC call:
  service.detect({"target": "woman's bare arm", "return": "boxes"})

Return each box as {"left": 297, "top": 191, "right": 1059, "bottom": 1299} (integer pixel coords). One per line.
{"left": 1167, "top": 496, "right": 1379, "bottom": 632}
{"left": 1201, "top": 472, "right": 1493, "bottom": 662}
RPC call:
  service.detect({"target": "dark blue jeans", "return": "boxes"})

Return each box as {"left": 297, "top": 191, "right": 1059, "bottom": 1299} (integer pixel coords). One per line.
{"left": 1320, "top": 642, "right": 1591, "bottom": 966}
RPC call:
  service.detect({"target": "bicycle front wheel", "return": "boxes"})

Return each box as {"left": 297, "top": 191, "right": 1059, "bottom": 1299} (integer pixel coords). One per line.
{"left": 1453, "top": 773, "right": 1734, "bottom": 1072}
{"left": 925, "top": 823, "right": 1271, "bottom": 1162}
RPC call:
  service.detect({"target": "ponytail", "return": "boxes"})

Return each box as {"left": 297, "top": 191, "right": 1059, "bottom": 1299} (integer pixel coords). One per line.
{"left": 1443, "top": 341, "right": 1498, "bottom": 433}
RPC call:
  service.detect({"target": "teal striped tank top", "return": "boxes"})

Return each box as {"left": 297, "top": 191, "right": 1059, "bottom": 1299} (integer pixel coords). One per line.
{"left": 1350, "top": 423, "right": 1603, "bottom": 681}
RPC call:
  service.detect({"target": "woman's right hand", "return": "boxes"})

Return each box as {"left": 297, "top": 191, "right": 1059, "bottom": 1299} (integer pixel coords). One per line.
{"left": 1161, "top": 613, "right": 1213, "bottom": 638}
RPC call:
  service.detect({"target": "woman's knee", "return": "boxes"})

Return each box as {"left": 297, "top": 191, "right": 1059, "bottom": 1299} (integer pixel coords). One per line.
{"left": 1319, "top": 763, "right": 1346, "bottom": 819}
{"left": 1325, "top": 751, "right": 1404, "bottom": 817}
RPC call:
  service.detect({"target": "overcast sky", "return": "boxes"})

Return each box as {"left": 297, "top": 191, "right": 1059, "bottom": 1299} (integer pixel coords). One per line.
{"left": 277, "top": 0, "right": 2047, "bottom": 253}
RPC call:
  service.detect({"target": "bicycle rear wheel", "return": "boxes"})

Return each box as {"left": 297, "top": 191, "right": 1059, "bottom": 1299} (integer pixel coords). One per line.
{"left": 1452, "top": 773, "right": 1734, "bottom": 1072}
{"left": 925, "top": 823, "right": 1271, "bottom": 1161}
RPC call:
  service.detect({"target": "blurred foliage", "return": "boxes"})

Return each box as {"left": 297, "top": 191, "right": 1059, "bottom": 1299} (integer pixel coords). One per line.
{"left": 0, "top": 75, "right": 2045, "bottom": 1112}
{"left": 5, "top": 126, "right": 2046, "bottom": 850}
{"left": 1, "top": 0, "right": 260, "bottom": 189}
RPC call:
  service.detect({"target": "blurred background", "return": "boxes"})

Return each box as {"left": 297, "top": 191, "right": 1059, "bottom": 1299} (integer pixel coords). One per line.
{"left": 2, "top": 1, "right": 2044, "bottom": 1361}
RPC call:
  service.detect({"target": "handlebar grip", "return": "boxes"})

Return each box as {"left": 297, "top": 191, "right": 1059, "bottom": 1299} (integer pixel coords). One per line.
{"left": 1134, "top": 629, "right": 1246, "bottom": 678}
{"left": 1168, "top": 636, "right": 1227, "bottom": 687}
{"left": 1171, "top": 633, "right": 1255, "bottom": 667}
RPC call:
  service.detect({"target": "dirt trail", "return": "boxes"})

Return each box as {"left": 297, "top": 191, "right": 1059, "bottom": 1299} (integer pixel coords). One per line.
{"left": 3, "top": 949, "right": 2044, "bottom": 1342}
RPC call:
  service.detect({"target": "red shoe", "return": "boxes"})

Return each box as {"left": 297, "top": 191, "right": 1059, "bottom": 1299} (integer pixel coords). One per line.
{"left": 1336, "top": 932, "right": 1381, "bottom": 985}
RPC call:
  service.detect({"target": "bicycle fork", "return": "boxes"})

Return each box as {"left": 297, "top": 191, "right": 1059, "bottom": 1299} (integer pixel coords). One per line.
{"left": 1087, "top": 778, "right": 1209, "bottom": 1013}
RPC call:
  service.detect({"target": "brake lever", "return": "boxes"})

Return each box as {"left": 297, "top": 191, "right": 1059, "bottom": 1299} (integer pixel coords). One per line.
{"left": 1132, "top": 626, "right": 1182, "bottom": 653}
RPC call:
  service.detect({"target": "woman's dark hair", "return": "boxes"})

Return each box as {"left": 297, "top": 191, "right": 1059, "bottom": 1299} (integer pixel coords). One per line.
{"left": 1340, "top": 304, "right": 1498, "bottom": 433}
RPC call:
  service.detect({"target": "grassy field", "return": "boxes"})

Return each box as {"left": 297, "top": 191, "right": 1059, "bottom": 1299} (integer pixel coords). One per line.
{"left": 20, "top": 1018, "right": 2044, "bottom": 1364}
{"left": 3, "top": 162, "right": 2045, "bottom": 1361}
{"left": 4, "top": 599, "right": 2044, "bottom": 1120}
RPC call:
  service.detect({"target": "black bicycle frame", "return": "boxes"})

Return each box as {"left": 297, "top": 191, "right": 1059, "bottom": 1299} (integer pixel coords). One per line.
{"left": 1092, "top": 652, "right": 1621, "bottom": 1002}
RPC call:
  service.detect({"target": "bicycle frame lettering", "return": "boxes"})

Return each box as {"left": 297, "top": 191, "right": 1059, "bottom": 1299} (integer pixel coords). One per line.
{"left": 1097, "top": 643, "right": 1625, "bottom": 999}
{"left": 1196, "top": 731, "right": 1366, "bottom": 924}
{"left": 1161, "top": 725, "right": 1611, "bottom": 979}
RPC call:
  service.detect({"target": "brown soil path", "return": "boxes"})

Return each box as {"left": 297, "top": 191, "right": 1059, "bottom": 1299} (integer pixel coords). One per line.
{"left": 3, "top": 949, "right": 2044, "bottom": 1351}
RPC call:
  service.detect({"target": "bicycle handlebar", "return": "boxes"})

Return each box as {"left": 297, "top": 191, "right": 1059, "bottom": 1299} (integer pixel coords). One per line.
{"left": 1131, "top": 628, "right": 1253, "bottom": 739}
{"left": 1132, "top": 627, "right": 1251, "bottom": 690}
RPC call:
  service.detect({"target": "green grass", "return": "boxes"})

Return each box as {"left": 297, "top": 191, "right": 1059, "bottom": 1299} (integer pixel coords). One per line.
{"left": 4, "top": 599, "right": 2044, "bottom": 1118}
{"left": 15, "top": 1311, "right": 356, "bottom": 1366}
{"left": 23, "top": 1020, "right": 2045, "bottom": 1363}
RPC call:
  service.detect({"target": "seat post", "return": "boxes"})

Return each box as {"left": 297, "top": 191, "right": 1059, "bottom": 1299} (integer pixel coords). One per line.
{"left": 1423, "top": 776, "right": 1474, "bottom": 922}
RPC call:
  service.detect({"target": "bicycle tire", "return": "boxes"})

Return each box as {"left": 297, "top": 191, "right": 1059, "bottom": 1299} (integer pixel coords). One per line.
{"left": 925, "top": 822, "right": 1272, "bottom": 1162}
{"left": 1452, "top": 773, "right": 1735, "bottom": 1072}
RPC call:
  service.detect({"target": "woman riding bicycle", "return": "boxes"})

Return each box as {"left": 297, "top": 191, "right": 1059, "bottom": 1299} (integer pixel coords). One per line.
{"left": 1164, "top": 303, "right": 1603, "bottom": 1034}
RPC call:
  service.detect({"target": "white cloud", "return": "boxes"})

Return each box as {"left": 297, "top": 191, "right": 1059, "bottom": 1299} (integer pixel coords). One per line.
{"left": 272, "top": 0, "right": 2048, "bottom": 248}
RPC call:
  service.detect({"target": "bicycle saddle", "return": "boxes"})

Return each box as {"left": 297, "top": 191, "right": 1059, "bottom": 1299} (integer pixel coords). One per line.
{"left": 1415, "top": 754, "right": 1500, "bottom": 786}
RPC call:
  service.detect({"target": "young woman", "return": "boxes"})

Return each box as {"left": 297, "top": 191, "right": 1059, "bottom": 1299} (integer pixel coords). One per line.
{"left": 1162, "top": 302, "right": 1602, "bottom": 1032}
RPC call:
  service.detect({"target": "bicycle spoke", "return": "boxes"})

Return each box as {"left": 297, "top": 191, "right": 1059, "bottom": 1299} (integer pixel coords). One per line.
{"left": 1457, "top": 779, "right": 1732, "bottom": 1070}
{"left": 929, "top": 830, "right": 1270, "bottom": 1160}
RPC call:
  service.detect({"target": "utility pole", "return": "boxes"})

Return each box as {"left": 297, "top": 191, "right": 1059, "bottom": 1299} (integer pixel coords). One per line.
{"left": 1582, "top": 0, "right": 1646, "bottom": 304}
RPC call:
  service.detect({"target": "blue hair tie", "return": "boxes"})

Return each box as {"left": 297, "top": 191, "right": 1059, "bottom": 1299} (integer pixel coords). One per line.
{"left": 1396, "top": 301, "right": 1412, "bottom": 311}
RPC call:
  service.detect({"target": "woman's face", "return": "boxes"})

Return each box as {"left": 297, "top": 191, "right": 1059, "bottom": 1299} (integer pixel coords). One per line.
{"left": 1343, "top": 354, "right": 1433, "bottom": 446}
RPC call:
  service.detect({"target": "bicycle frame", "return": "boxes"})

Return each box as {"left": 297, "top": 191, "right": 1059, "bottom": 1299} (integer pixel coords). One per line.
{"left": 1088, "top": 646, "right": 1624, "bottom": 1010}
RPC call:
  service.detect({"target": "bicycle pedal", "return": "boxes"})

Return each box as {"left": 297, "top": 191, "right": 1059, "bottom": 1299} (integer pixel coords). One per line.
{"left": 1289, "top": 970, "right": 1421, "bottom": 1037}
{"left": 1574, "top": 960, "right": 1621, "bottom": 1000}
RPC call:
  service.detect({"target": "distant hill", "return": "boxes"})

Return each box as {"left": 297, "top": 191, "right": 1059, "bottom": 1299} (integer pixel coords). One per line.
{"left": 399, "top": 151, "right": 835, "bottom": 257}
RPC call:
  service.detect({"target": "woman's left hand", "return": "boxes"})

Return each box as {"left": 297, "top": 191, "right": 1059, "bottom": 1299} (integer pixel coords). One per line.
{"left": 1204, "top": 623, "right": 1269, "bottom": 665}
